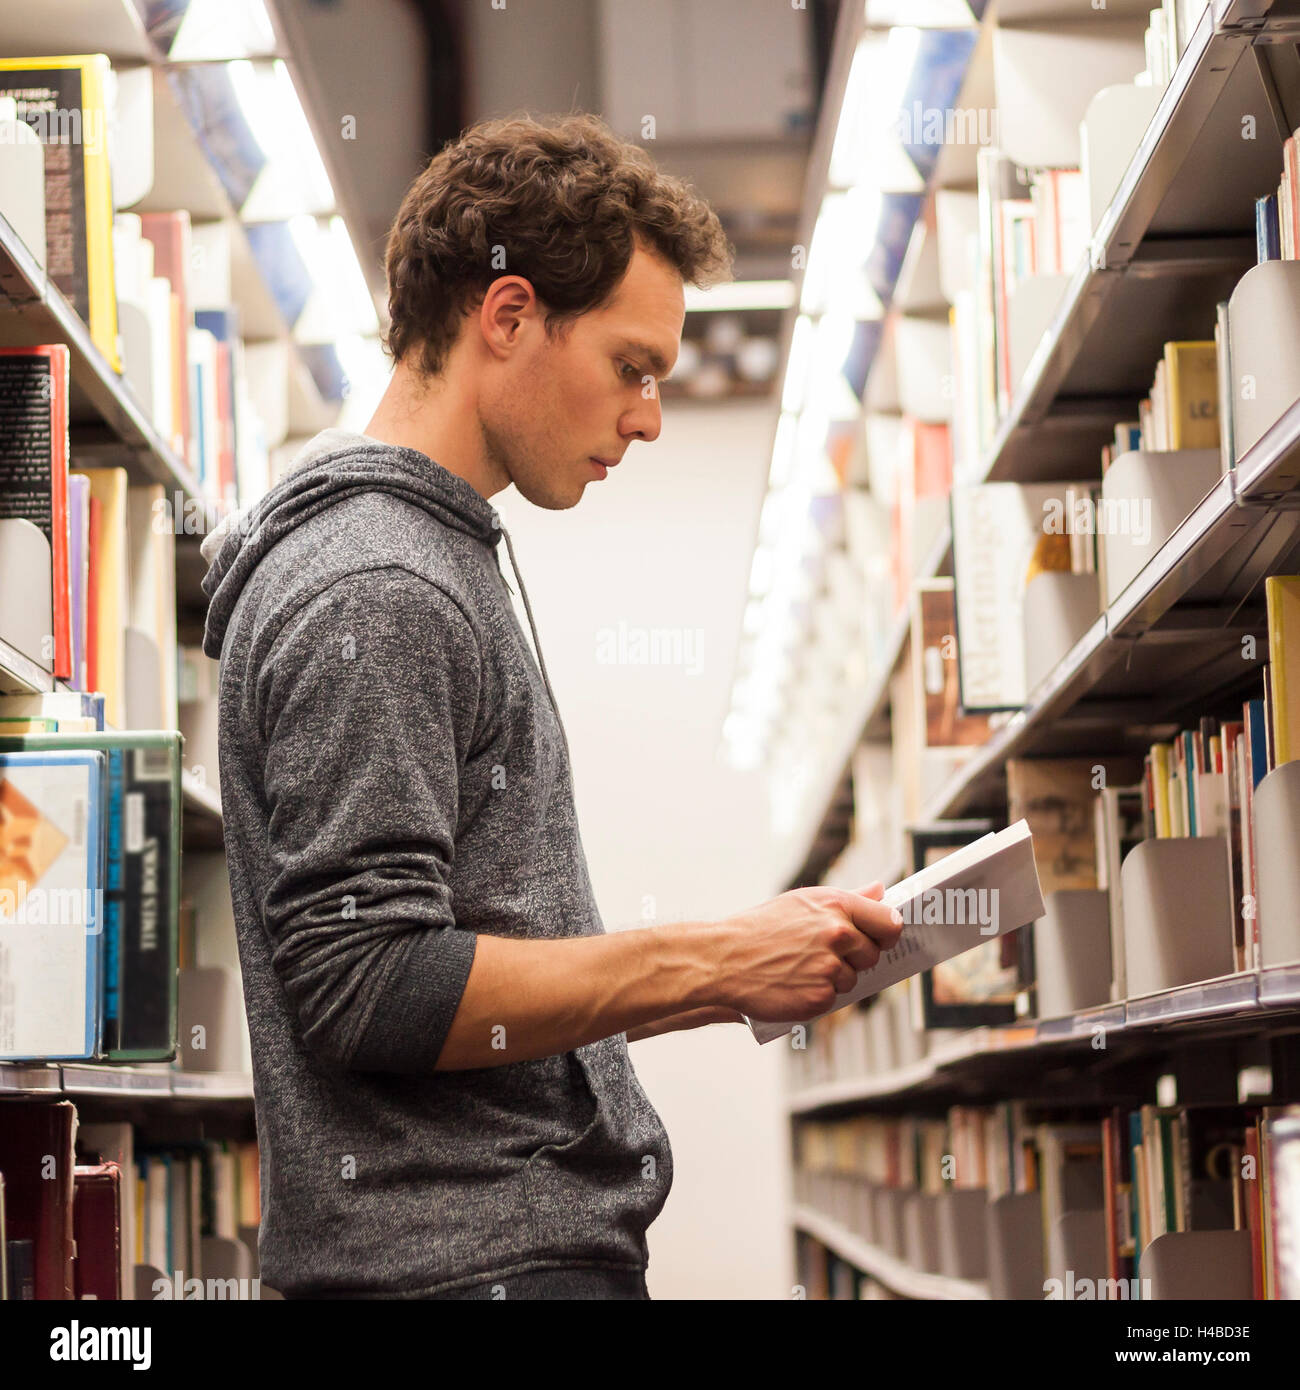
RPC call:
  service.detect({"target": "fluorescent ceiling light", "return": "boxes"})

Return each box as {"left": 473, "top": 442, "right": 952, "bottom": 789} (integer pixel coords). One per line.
{"left": 683, "top": 280, "right": 796, "bottom": 312}
{"left": 829, "top": 31, "right": 926, "bottom": 193}
{"left": 865, "top": 0, "right": 975, "bottom": 27}
{"left": 781, "top": 316, "right": 812, "bottom": 414}
{"left": 800, "top": 189, "right": 886, "bottom": 318}
{"left": 231, "top": 59, "right": 335, "bottom": 219}
{"left": 168, "top": 0, "right": 277, "bottom": 59}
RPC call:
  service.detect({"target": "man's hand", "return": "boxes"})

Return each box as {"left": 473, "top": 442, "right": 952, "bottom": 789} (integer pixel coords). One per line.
{"left": 703, "top": 882, "right": 902, "bottom": 1024}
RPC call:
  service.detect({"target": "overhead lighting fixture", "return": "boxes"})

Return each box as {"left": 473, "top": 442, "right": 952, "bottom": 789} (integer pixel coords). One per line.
{"left": 230, "top": 59, "right": 336, "bottom": 220}
{"left": 864, "top": 0, "right": 976, "bottom": 27}
{"left": 683, "top": 279, "right": 797, "bottom": 312}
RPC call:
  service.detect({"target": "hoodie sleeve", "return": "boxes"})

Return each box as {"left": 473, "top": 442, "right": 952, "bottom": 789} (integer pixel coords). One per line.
{"left": 257, "top": 565, "right": 481, "bottom": 1073}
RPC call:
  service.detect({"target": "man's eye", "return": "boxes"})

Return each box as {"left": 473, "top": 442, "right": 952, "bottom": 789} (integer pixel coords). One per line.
{"left": 619, "top": 361, "right": 641, "bottom": 380}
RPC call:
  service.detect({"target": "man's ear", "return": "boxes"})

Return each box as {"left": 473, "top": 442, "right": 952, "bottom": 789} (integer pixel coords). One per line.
{"left": 479, "top": 276, "right": 538, "bottom": 362}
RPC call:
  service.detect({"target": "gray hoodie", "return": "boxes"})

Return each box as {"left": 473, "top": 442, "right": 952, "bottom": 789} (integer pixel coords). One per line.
{"left": 201, "top": 431, "right": 671, "bottom": 1297}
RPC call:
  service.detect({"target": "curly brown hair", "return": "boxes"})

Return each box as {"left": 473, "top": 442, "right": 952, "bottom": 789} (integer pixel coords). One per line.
{"left": 383, "top": 112, "right": 734, "bottom": 377}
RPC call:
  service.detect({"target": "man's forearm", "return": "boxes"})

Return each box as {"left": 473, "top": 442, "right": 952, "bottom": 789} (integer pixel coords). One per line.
{"left": 624, "top": 1005, "right": 745, "bottom": 1044}
{"left": 434, "top": 921, "right": 721, "bottom": 1069}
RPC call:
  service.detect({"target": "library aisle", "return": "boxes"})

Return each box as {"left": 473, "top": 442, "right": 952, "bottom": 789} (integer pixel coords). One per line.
{"left": 2, "top": 0, "right": 1300, "bottom": 1349}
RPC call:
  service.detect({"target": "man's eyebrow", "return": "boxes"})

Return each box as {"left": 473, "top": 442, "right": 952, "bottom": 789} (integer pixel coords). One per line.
{"left": 618, "top": 340, "right": 674, "bottom": 379}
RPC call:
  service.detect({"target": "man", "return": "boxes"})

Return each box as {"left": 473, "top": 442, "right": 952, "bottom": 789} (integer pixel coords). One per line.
{"left": 201, "top": 112, "right": 901, "bottom": 1300}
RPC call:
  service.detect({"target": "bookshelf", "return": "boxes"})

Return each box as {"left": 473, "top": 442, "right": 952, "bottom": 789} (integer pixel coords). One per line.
{"left": 0, "top": 0, "right": 381, "bottom": 1301}
{"left": 758, "top": 0, "right": 1300, "bottom": 1301}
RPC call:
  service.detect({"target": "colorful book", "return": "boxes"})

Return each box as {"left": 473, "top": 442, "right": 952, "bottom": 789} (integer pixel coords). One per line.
{"left": 0, "top": 345, "right": 72, "bottom": 677}
{"left": 1265, "top": 576, "right": 1300, "bottom": 765}
{"left": 0, "top": 57, "right": 119, "bottom": 369}
{"left": 0, "top": 748, "right": 106, "bottom": 1059}
{"left": 0, "top": 731, "right": 182, "bottom": 1060}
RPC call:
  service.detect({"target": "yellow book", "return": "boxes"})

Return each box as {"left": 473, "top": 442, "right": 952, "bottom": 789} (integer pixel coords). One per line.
{"left": 1162, "top": 341, "right": 1219, "bottom": 450}
{"left": 0, "top": 55, "right": 120, "bottom": 371}
{"left": 73, "top": 466, "right": 128, "bottom": 730}
{"left": 1151, "top": 743, "right": 1172, "bottom": 837}
{"left": 1265, "top": 575, "right": 1300, "bottom": 765}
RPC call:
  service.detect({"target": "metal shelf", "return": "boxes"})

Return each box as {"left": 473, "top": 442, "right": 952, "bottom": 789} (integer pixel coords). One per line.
{"left": 0, "top": 1062, "right": 253, "bottom": 1101}
{"left": 0, "top": 212, "right": 201, "bottom": 499}
{"left": 786, "top": 1, "right": 1300, "bottom": 883}
{"left": 792, "top": 1204, "right": 991, "bottom": 1300}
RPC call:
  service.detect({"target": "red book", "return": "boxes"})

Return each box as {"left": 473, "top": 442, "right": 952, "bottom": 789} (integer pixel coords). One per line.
{"left": 0, "top": 344, "right": 72, "bottom": 678}
{"left": 0, "top": 1099, "right": 78, "bottom": 1299}
{"left": 85, "top": 493, "right": 102, "bottom": 696}
{"left": 73, "top": 1162, "right": 122, "bottom": 1300}
{"left": 139, "top": 212, "right": 193, "bottom": 464}
{"left": 213, "top": 340, "right": 237, "bottom": 505}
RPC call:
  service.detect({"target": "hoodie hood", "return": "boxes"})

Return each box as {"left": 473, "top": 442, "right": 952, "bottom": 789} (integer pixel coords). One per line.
{"left": 201, "top": 441, "right": 502, "bottom": 660}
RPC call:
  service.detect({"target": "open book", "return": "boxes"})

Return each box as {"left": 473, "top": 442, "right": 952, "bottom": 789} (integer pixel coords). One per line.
{"left": 747, "top": 820, "right": 1044, "bottom": 1044}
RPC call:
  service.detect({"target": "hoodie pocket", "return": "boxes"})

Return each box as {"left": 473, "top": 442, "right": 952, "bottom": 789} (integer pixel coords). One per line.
{"left": 521, "top": 1039, "right": 670, "bottom": 1258}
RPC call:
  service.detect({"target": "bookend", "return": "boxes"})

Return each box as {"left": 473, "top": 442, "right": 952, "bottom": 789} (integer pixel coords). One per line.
{"left": 0, "top": 517, "right": 54, "bottom": 671}
{"left": 937, "top": 1188, "right": 989, "bottom": 1281}
{"left": 1033, "top": 889, "right": 1111, "bottom": 1018}
{"left": 902, "top": 1191, "right": 942, "bottom": 1274}
{"left": 1121, "top": 837, "right": 1235, "bottom": 997}
{"left": 874, "top": 1187, "right": 906, "bottom": 1259}
{"left": 986, "top": 1191, "right": 1044, "bottom": 1300}
{"left": 1138, "top": 1229, "right": 1253, "bottom": 1300}
{"left": 1023, "top": 572, "right": 1100, "bottom": 694}
{"left": 1227, "top": 259, "right": 1300, "bottom": 461}
{"left": 1255, "top": 761, "right": 1300, "bottom": 967}
{"left": 1101, "top": 449, "right": 1220, "bottom": 606}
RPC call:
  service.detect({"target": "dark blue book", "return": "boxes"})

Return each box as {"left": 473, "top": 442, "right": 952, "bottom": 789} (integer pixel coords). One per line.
{"left": 1245, "top": 698, "right": 1269, "bottom": 789}
{"left": 1256, "top": 194, "right": 1280, "bottom": 263}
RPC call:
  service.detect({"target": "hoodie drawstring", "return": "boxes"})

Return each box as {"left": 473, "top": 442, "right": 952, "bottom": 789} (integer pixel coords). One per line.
{"left": 498, "top": 522, "right": 572, "bottom": 765}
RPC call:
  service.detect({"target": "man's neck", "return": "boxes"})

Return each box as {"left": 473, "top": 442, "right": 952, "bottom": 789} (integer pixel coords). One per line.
{"left": 365, "top": 359, "right": 509, "bottom": 500}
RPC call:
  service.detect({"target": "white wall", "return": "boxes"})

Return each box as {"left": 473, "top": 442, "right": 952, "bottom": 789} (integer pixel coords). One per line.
{"left": 494, "top": 398, "right": 794, "bottom": 1300}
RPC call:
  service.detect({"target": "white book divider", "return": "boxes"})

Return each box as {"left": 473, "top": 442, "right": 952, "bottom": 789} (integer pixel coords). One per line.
{"left": 902, "top": 1191, "right": 942, "bottom": 1274}
{"left": 1121, "top": 838, "right": 1235, "bottom": 997}
{"left": 864, "top": 326, "right": 900, "bottom": 416}
{"left": 0, "top": 518, "right": 53, "bottom": 672}
{"left": 1007, "top": 274, "right": 1072, "bottom": 390}
{"left": 1046, "top": 1208, "right": 1108, "bottom": 1290}
{"left": 1138, "top": 1229, "right": 1253, "bottom": 1300}
{"left": 1032, "top": 889, "right": 1111, "bottom": 1018}
{"left": 937, "top": 1188, "right": 989, "bottom": 1281}
{"left": 111, "top": 67, "right": 155, "bottom": 211}
{"left": 176, "top": 965, "right": 250, "bottom": 1072}
{"left": 0, "top": 98, "right": 46, "bottom": 268}
{"left": 867, "top": 995, "right": 897, "bottom": 1075}
{"left": 854, "top": 1181, "right": 876, "bottom": 1246}
{"left": 1100, "top": 449, "right": 1220, "bottom": 607}
{"left": 1023, "top": 572, "right": 1100, "bottom": 694}
{"left": 1254, "top": 760, "right": 1300, "bottom": 967}
{"left": 124, "top": 628, "right": 163, "bottom": 728}
{"left": 200, "top": 1234, "right": 257, "bottom": 1295}
{"left": 1226, "top": 259, "right": 1300, "bottom": 463}
{"left": 874, "top": 1187, "right": 906, "bottom": 1259}
{"left": 992, "top": 18, "right": 1148, "bottom": 169}
{"left": 985, "top": 1191, "right": 1043, "bottom": 1301}
{"left": 1079, "top": 83, "right": 1163, "bottom": 236}
{"left": 935, "top": 190, "right": 979, "bottom": 303}
{"left": 895, "top": 317, "right": 951, "bottom": 424}
{"left": 116, "top": 299, "right": 156, "bottom": 420}
{"left": 134, "top": 1263, "right": 168, "bottom": 1300}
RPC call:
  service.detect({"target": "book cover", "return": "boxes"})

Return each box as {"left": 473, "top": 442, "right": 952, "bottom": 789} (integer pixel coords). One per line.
{"left": 1265, "top": 576, "right": 1300, "bottom": 764}
{"left": 67, "top": 472, "right": 89, "bottom": 690}
{"left": 1162, "top": 341, "right": 1219, "bottom": 450}
{"left": 0, "top": 731, "right": 182, "bottom": 1061}
{"left": 0, "top": 1098, "right": 78, "bottom": 1298}
{"left": 0, "top": 748, "right": 106, "bottom": 1059}
{"left": 71, "top": 467, "right": 128, "bottom": 730}
{"left": 0, "top": 58, "right": 119, "bottom": 370}
{"left": 950, "top": 481, "right": 1088, "bottom": 710}
{"left": 748, "top": 820, "right": 1045, "bottom": 1042}
{"left": 72, "top": 1162, "right": 122, "bottom": 1300}
{"left": 911, "top": 580, "right": 993, "bottom": 749}
{"left": 139, "top": 211, "right": 193, "bottom": 464}
{"left": 0, "top": 345, "right": 72, "bottom": 678}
